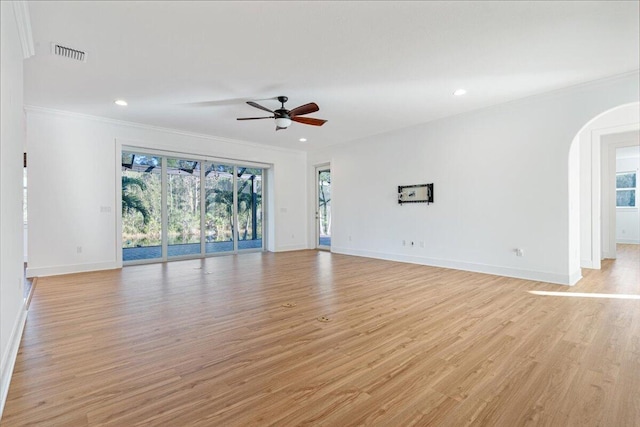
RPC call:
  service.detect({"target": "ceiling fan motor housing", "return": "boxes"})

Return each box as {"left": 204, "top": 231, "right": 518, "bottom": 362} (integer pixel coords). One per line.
{"left": 274, "top": 108, "right": 290, "bottom": 119}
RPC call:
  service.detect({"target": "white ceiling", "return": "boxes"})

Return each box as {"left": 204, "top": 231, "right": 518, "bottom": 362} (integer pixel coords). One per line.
{"left": 24, "top": 1, "right": 639, "bottom": 151}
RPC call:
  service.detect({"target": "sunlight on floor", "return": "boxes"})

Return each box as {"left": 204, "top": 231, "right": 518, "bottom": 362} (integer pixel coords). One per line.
{"left": 529, "top": 290, "right": 640, "bottom": 299}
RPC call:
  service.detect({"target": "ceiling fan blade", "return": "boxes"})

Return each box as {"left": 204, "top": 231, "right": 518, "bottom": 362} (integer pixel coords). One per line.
{"left": 288, "top": 102, "right": 319, "bottom": 117}
{"left": 246, "top": 101, "right": 274, "bottom": 114}
{"left": 237, "top": 116, "right": 275, "bottom": 120}
{"left": 291, "top": 116, "right": 327, "bottom": 126}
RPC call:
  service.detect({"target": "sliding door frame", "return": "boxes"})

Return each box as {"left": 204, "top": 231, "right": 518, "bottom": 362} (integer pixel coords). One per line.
{"left": 118, "top": 143, "right": 268, "bottom": 266}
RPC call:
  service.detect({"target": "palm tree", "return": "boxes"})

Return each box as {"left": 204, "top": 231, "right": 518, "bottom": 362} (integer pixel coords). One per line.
{"left": 122, "top": 176, "right": 151, "bottom": 225}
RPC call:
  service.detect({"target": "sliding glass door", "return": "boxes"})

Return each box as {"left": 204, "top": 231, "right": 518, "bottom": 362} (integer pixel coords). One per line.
{"left": 204, "top": 163, "right": 234, "bottom": 254}
{"left": 122, "top": 151, "right": 264, "bottom": 263}
{"left": 122, "top": 152, "right": 162, "bottom": 262}
{"left": 167, "top": 158, "right": 201, "bottom": 258}
{"left": 237, "top": 167, "right": 263, "bottom": 250}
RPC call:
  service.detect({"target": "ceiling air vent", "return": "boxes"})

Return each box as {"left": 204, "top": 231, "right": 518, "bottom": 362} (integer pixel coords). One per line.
{"left": 51, "top": 43, "right": 87, "bottom": 62}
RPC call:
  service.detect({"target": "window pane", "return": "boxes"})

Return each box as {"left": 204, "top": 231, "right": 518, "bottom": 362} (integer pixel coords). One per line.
{"left": 204, "top": 163, "right": 234, "bottom": 254}
{"left": 616, "top": 172, "right": 636, "bottom": 189}
{"left": 167, "top": 158, "right": 201, "bottom": 257}
{"left": 616, "top": 189, "right": 636, "bottom": 207}
{"left": 318, "top": 170, "right": 331, "bottom": 247}
{"left": 237, "top": 167, "right": 263, "bottom": 250}
{"left": 122, "top": 152, "right": 162, "bottom": 261}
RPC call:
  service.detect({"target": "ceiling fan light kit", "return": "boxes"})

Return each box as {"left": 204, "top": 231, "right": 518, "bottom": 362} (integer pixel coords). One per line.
{"left": 275, "top": 117, "right": 292, "bottom": 129}
{"left": 238, "top": 95, "right": 327, "bottom": 131}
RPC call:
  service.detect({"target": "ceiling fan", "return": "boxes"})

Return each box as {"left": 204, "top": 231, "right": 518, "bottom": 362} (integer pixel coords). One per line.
{"left": 237, "top": 96, "right": 327, "bottom": 131}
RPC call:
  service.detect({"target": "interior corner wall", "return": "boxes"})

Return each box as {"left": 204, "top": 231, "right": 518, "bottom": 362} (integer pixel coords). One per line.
{"left": 25, "top": 110, "right": 308, "bottom": 277}
{"left": 308, "top": 73, "right": 639, "bottom": 285}
{"left": 1, "top": 0, "right": 28, "bottom": 414}
{"left": 577, "top": 103, "right": 640, "bottom": 268}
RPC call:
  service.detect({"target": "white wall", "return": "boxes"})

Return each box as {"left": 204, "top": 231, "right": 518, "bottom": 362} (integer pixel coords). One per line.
{"left": 1, "top": 1, "right": 29, "bottom": 415}
{"left": 308, "top": 73, "right": 639, "bottom": 285}
{"left": 616, "top": 150, "right": 640, "bottom": 244}
{"left": 577, "top": 104, "right": 640, "bottom": 267}
{"left": 25, "top": 109, "right": 308, "bottom": 277}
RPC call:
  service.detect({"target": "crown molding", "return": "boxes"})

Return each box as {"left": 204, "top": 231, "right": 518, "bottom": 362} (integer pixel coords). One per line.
{"left": 23, "top": 105, "right": 306, "bottom": 155}
{"left": 12, "top": 1, "right": 34, "bottom": 59}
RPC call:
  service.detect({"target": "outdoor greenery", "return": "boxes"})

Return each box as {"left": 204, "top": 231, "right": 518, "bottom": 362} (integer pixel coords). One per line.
{"left": 236, "top": 168, "right": 263, "bottom": 241}
{"left": 122, "top": 153, "right": 262, "bottom": 248}
{"left": 122, "top": 176, "right": 151, "bottom": 225}
{"left": 318, "top": 171, "right": 331, "bottom": 237}
{"left": 122, "top": 168, "right": 162, "bottom": 248}
{"left": 167, "top": 161, "right": 201, "bottom": 245}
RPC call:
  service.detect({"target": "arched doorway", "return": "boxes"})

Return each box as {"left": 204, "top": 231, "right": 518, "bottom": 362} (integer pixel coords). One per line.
{"left": 569, "top": 102, "right": 640, "bottom": 272}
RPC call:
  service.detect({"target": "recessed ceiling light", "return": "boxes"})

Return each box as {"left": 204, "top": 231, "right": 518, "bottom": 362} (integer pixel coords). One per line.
{"left": 453, "top": 89, "right": 467, "bottom": 96}
{"left": 299, "top": 138, "right": 307, "bottom": 142}
{"left": 114, "top": 99, "right": 128, "bottom": 106}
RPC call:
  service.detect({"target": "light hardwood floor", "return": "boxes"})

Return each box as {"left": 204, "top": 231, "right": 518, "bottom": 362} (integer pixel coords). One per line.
{"left": 3, "top": 246, "right": 639, "bottom": 426}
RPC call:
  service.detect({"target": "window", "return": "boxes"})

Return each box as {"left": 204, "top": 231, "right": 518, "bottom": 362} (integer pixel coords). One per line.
{"left": 616, "top": 171, "right": 637, "bottom": 207}
{"left": 122, "top": 150, "right": 265, "bottom": 263}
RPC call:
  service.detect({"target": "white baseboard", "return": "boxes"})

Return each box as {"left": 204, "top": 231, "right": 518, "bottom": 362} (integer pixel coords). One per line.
{"left": 331, "top": 246, "right": 575, "bottom": 286}
{"left": 26, "top": 261, "right": 118, "bottom": 278}
{"left": 275, "top": 244, "right": 309, "bottom": 252}
{"left": 568, "top": 269, "right": 582, "bottom": 286}
{"left": 581, "top": 259, "right": 596, "bottom": 269}
{"left": 0, "top": 304, "right": 27, "bottom": 420}
{"left": 616, "top": 239, "right": 640, "bottom": 244}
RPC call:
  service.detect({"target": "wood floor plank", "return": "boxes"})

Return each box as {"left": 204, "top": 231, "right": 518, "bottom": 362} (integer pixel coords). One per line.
{"left": 2, "top": 245, "right": 639, "bottom": 426}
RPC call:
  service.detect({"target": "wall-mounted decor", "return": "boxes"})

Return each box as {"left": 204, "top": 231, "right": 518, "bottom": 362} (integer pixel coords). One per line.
{"left": 398, "top": 183, "right": 434, "bottom": 205}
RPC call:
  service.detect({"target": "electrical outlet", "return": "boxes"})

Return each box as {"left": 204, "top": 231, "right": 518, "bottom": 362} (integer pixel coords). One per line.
{"left": 515, "top": 248, "right": 524, "bottom": 257}
{"left": 77, "top": 246, "right": 82, "bottom": 254}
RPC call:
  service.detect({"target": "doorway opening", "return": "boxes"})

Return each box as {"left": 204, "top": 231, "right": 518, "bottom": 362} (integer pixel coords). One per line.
{"left": 23, "top": 153, "right": 33, "bottom": 302}
{"left": 601, "top": 132, "right": 639, "bottom": 261}
{"left": 572, "top": 102, "right": 639, "bottom": 272}
{"left": 316, "top": 165, "right": 331, "bottom": 250}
